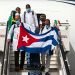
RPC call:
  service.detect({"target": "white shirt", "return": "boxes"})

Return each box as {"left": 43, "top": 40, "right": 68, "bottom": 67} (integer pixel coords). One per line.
{"left": 21, "top": 11, "right": 38, "bottom": 27}
{"left": 7, "top": 23, "right": 33, "bottom": 51}
{"left": 39, "top": 25, "right": 51, "bottom": 34}
{"left": 7, "top": 23, "right": 21, "bottom": 51}
{"left": 7, "top": 24, "right": 20, "bottom": 40}
{"left": 7, "top": 23, "right": 34, "bottom": 40}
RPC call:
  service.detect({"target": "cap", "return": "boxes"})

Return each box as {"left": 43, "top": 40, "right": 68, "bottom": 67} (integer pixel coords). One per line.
{"left": 15, "top": 13, "right": 20, "bottom": 16}
{"left": 40, "top": 14, "right": 46, "bottom": 19}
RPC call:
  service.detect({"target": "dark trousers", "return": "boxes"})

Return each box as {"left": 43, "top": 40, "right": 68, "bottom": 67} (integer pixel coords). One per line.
{"left": 14, "top": 51, "right": 25, "bottom": 69}
{"left": 30, "top": 53, "right": 40, "bottom": 67}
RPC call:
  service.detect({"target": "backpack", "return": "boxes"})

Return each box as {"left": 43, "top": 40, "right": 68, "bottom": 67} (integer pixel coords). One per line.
{"left": 10, "top": 24, "right": 17, "bottom": 42}
{"left": 24, "top": 11, "right": 34, "bottom": 23}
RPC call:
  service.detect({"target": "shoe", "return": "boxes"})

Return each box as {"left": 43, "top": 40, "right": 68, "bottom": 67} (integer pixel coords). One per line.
{"left": 45, "top": 72, "right": 50, "bottom": 75}
{"left": 20, "top": 67, "right": 23, "bottom": 70}
{"left": 20, "top": 66, "right": 23, "bottom": 70}
{"left": 15, "top": 67, "right": 20, "bottom": 72}
{"left": 40, "top": 66, "right": 45, "bottom": 71}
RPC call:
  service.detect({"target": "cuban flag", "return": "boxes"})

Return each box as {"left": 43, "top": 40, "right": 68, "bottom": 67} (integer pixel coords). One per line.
{"left": 17, "top": 25, "right": 58, "bottom": 53}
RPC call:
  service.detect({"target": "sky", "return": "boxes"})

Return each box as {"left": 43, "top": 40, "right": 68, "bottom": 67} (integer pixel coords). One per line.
{"left": 0, "top": 0, "right": 75, "bottom": 50}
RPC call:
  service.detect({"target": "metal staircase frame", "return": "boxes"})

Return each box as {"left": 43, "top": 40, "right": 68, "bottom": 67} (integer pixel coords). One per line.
{"left": 1, "top": 22, "right": 71, "bottom": 75}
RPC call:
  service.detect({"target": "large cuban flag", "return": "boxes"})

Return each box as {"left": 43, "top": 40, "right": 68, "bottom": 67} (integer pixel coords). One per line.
{"left": 17, "top": 25, "right": 59, "bottom": 53}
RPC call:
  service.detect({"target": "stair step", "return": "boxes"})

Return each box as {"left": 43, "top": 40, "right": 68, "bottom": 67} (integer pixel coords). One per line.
{"left": 10, "top": 60, "right": 58, "bottom": 65}
{"left": 10, "top": 54, "right": 58, "bottom": 58}
{"left": 9, "top": 50, "right": 59, "bottom": 72}
{"left": 10, "top": 50, "right": 57, "bottom": 56}
{"left": 9, "top": 71, "right": 59, "bottom": 75}
{"left": 9, "top": 54, "right": 57, "bottom": 60}
{"left": 9, "top": 64, "right": 58, "bottom": 71}
{"left": 9, "top": 56, "right": 57, "bottom": 61}
{"left": 50, "top": 64, "right": 58, "bottom": 69}
{"left": 9, "top": 72, "right": 28, "bottom": 75}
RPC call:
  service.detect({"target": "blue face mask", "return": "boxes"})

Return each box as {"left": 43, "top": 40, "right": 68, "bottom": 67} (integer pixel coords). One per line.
{"left": 26, "top": 8, "right": 31, "bottom": 12}
{"left": 16, "top": 20, "right": 20, "bottom": 25}
{"left": 46, "top": 25, "right": 50, "bottom": 29}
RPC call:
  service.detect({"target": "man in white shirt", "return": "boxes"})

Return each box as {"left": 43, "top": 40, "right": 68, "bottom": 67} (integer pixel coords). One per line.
{"left": 21, "top": 4, "right": 39, "bottom": 68}
{"left": 40, "top": 19, "right": 53, "bottom": 75}
{"left": 21, "top": 4, "right": 38, "bottom": 33}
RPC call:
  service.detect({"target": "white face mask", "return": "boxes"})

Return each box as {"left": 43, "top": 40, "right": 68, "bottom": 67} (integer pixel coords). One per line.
{"left": 26, "top": 8, "right": 31, "bottom": 12}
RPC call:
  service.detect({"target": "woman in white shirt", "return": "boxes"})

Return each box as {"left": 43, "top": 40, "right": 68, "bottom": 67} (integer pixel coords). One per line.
{"left": 7, "top": 13, "right": 26, "bottom": 71}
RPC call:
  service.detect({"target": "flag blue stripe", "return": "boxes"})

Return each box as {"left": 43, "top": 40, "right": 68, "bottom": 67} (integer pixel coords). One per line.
{"left": 52, "top": 27, "right": 60, "bottom": 35}
{"left": 22, "top": 24, "right": 59, "bottom": 36}
{"left": 39, "top": 35, "right": 53, "bottom": 42}
{"left": 39, "top": 35, "right": 58, "bottom": 45}
{"left": 18, "top": 45, "right": 51, "bottom": 53}
{"left": 22, "top": 24, "right": 54, "bottom": 36}
{"left": 52, "top": 37, "right": 58, "bottom": 46}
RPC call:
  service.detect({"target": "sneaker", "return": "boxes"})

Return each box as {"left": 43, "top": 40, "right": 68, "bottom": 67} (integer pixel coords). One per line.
{"left": 20, "top": 67, "right": 23, "bottom": 70}
{"left": 40, "top": 66, "right": 45, "bottom": 71}
{"left": 15, "top": 67, "right": 20, "bottom": 72}
{"left": 45, "top": 72, "right": 50, "bottom": 75}
{"left": 20, "top": 66, "right": 23, "bottom": 70}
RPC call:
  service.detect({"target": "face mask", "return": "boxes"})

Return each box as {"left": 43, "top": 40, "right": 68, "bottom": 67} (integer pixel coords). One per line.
{"left": 16, "top": 20, "right": 20, "bottom": 25}
{"left": 46, "top": 25, "right": 50, "bottom": 29}
{"left": 26, "top": 8, "right": 31, "bottom": 12}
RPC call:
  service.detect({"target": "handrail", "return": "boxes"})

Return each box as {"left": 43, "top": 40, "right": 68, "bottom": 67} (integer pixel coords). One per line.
{"left": 59, "top": 38, "right": 71, "bottom": 75}
{"left": 1, "top": 21, "right": 10, "bottom": 75}
{"left": 4, "top": 42, "right": 10, "bottom": 75}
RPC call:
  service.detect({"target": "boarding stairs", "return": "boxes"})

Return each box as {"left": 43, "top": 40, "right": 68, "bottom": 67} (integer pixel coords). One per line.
{"left": 1, "top": 22, "right": 71, "bottom": 75}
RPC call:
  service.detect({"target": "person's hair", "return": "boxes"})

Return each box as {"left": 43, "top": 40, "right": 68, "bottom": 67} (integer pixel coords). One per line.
{"left": 26, "top": 4, "right": 31, "bottom": 8}
{"left": 46, "top": 19, "right": 50, "bottom": 25}
{"left": 16, "top": 7, "right": 21, "bottom": 11}
{"left": 40, "top": 14, "right": 46, "bottom": 19}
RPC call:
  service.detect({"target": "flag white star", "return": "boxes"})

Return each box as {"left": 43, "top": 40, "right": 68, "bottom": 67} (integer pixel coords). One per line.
{"left": 22, "top": 35, "right": 29, "bottom": 43}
